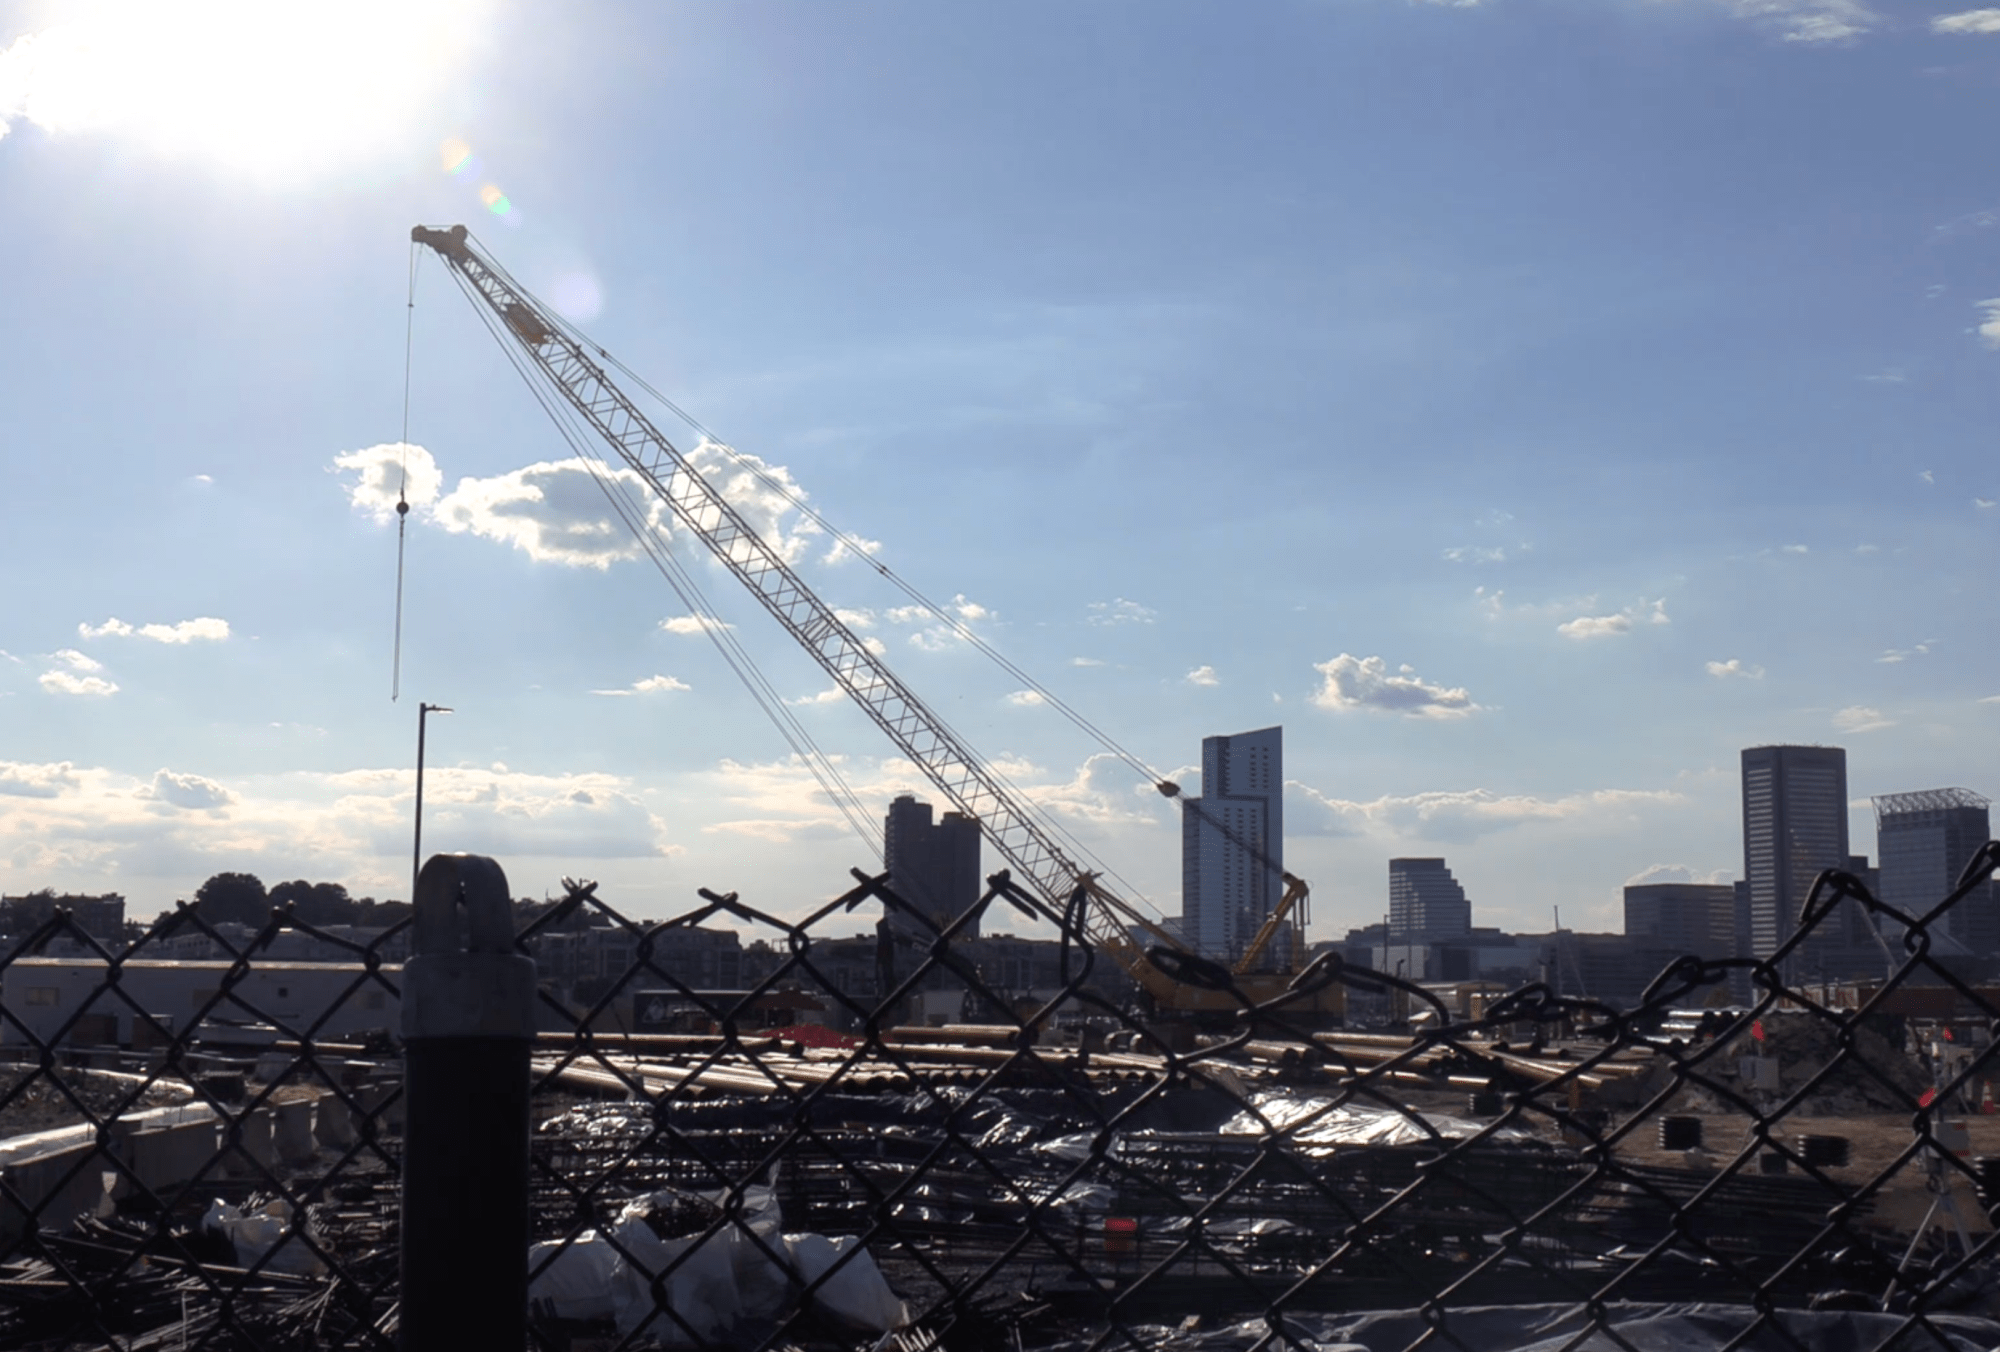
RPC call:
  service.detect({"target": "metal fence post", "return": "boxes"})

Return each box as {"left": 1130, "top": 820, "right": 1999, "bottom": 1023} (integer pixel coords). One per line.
{"left": 400, "top": 853, "right": 536, "bottom": 1349}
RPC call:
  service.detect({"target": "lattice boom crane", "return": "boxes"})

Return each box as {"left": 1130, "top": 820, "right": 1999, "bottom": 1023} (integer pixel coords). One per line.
{"left": 413, "top": 223, "right": 1338, "bottom": 1021}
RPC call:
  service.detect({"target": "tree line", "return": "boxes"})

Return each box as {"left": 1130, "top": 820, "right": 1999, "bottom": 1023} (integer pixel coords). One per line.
{"left": 182, "top": 873, "right": 412, "bottom": 930}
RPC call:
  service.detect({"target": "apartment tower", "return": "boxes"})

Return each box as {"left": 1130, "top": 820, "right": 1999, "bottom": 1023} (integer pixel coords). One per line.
{"left": 1180, "top": 726, "right": 1284, "bottom": 959}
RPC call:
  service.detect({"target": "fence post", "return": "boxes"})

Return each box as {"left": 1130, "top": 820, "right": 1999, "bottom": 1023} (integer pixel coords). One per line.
{"left": 399, "top": 853, "right": 536, "bottom": 1349}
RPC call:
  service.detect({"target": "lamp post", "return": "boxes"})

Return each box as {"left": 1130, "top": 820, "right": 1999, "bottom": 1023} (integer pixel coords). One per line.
{"left": 413, "top": 702, "right": 453, "bottom": 902}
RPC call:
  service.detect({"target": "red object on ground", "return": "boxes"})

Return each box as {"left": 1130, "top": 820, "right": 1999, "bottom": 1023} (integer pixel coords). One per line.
{"left": 768, "top": 1023, "right": 860, "bottom": 1049}
{"left": 1752, "top": 1020, "right": 1765, "bottom": 1042}
{"left": 1919, "top": 1087, "right": 1939, "bottom": 1108}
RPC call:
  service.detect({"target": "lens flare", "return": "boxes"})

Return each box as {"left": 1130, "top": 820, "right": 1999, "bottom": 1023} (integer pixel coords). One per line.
{"left": 478, "top": 182, "right": 512, "bottom": 216}
{"left": 440, "top": 136, "right": 472, "bottom": 173}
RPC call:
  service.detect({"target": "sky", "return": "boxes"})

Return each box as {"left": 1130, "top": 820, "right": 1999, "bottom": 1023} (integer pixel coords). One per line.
{"left": 2, "top": 0, "right": 1998, "bottom": 942}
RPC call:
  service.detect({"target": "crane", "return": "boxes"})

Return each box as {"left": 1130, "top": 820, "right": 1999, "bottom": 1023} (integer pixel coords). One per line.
{"left": 412, "top": 224, "right": 1340, "bottom": 1023}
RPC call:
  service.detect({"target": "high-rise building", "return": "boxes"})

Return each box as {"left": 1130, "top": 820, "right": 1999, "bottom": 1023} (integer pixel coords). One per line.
{"left": 1874, "top": 788, "right": 1995, "bottom": 958}
{"left": 1388, "top": 858, "right": 1471, "bottom": 943}
{"left": 1741, "top": 745, "right": 1860, "bottom": 977}
{"left": 1623, "top": 883, "right": 1734, "bottom": 957}
{"left": 883, "top": 794, "right": 981, "bottom": 938}
{"left": 1180, "top": 726, "right": 1284, "bottom": 959}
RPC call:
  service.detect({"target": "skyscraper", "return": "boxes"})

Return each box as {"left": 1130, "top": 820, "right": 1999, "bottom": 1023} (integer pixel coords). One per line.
{"left": 1874, "top": 788, "right": 1995, "bottom": 958}
{"left": 1741, "top": 745, "right": 1854, "bottom": 976}
{"left": 883, "top": 794, "right": 982, "bottom": 938}
{"left": 1180, "top": 726, "right": 1283, "bottom": 959}
{"left": 1388, "top": 858, "right": 1471, "bottom": 942}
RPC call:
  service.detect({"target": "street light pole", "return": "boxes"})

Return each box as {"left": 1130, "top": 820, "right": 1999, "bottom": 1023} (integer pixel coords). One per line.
{"left": 413, "top": 702, "right": 453, "bottom": 901}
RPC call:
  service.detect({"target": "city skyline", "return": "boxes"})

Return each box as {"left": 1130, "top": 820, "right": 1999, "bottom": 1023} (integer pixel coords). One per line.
{"left": 4, "top": 3, "right": 2000, "bottom": 941}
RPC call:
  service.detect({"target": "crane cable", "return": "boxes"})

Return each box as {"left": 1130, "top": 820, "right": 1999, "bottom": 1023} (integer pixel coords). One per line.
{"left": 520, "top": 302, "right": 1160, "bottom": 907}
{"left": 435, "top": 261, "right": 885, "bottom": 861}
{"left": 441, "top": 231, "right": 1283, "bottom": 932}
{"left": 584, "top": 338, "right": 1168, "bottom": 795}
{"left": 391, "top": 242, "right": 421, "bottom": 702}
{"left": 525, "top": 297, "right": 1284, "bottom": 916}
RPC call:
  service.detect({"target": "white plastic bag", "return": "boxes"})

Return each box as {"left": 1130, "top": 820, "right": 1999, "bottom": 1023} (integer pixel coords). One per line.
{"left": 609, "top": 1218, "right": 743, "bottom": 1346}
{"left": 785, "top": 1232, "right": 908, "bottom": 1334}
{"left": 201, "top": 1197, "right": 323, "bottom": 1275}
{"left": 527, "top": 1231, "right": 620, "bottom": 1322}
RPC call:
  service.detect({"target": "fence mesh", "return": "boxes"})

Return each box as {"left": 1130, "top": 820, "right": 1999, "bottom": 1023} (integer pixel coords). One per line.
{"left": 4, "top": 847, "right": 2000, "bottom": 1350}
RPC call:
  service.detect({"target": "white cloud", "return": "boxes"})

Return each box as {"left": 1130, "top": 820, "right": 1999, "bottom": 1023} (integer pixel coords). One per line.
{"left": 79, "top": 616, "right": 229, "bottom": 644}
{"left": 659, "top": 615, "right": 732, "bottom": 636}
{"left": 1625, "top": 863, "right": 1734, "bottom": 887}
{"left": 0, "top": 760, "right": 676, "bottom": 900}
{"left": 1978, "top": 300, "right": 2000, "bottom": 348}
{"left": 1087, "top": 598, "right": 1155, "bottom": 627}
{"left": 1920, "top": 470, "right": 1936, "bottom": 484}
{"left": 833, "top": 609, "right": 876, "bottom": 630}
{"left": 1443, "top": 546, "right": 1507, "bottom": 564}
{"left": 1981, "top": 695, "right": 2000, "bottom": 705}
{"left": 1935, "top": 8, "right": 2000, "bottom": 33}
{"left": 333, "top": 443, "right": 443, "bottom": 524}
{"left": 786, "top": 687, "right": 846, "bottom": 706}
{"left": 1290, "top": 780, "right": 1681, "bottom": 844}
{"left": 1976, "top": 498, "right": 1996, "bottom": 510}
{"left": 1715, "top": 0, "right": 1877, "bottom": 42}
{"left": 1004, "top": 690, "right": 1046, "bottom": 706}
{"left": 590, "top": 674, "right": 690, "bottom": 696}
{"left": 1185, "top": 665, "right": 1220, "bottom": 687}
{"left": 1558, "top": 613, "right": 1632, "bottom": 640}
{"left": 51, "top": 649, "right": 101, "bottom": 672}
{"left": 1310, "top": 654, "right": 1478, "bottom": 719}
{"left": 433, "top": 458, "right": 653, "bottom": 569}
{"left": 1706, "top": 658, "right": 1765, "bottom": 679}
{"left": 884, "top": 605, "right": 932, "bottom": 626}
{"left": 39, "top": 670, "right": 117, "bottom": 697}
{"left": 338, "top": 437, "right": 843, "bottom": 572}
{"left": 1557, "top": 599, "right": 1667, "bottom": 640}
{"left": 951, "top": 594, "right": 991, "bottom": 622}
{"left": 1780, "top": 544, "right": 1809, "bottom": 555}
{"left": 1833, "top": 705, "right": 1894, "bottom": 732}
{"left": 0, "top": 761, "right": 79, "bottom": 799}
{"left": 1071, "top": 657, "right": 1105, "bottom": 668}
{"left": 1878, "top": 643, "right": 1932, "bottom": 664}
{"left": 141, "top": 769, "right": 233, "bottom": 811}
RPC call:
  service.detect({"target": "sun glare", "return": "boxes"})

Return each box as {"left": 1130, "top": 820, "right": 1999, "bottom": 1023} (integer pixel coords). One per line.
{"left": 0, "top": 1, "right": 485, "bottom": 181}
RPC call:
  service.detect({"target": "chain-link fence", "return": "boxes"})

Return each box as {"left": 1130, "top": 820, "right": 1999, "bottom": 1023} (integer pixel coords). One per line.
{"left": 5, "top": 846, "right": 2000, "bottom": 1350}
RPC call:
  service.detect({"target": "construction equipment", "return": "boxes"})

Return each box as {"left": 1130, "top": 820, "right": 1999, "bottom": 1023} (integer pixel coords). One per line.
{"left": 1233, "top": 872, "right": 1310, "bottom": 976}
{"left": 412, "top": 223, "right": 1340, "bottom": 1024}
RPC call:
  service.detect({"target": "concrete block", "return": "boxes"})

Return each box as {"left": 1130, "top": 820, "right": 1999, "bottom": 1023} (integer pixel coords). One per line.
{"left": 273, "top": 1099, "right": 316, "bottom": 1166}
{"left": 123, "top": 1119, "right": 223, "bottom": 1193}
{"left": 314, "top": 1093, "right": 355, "bottom": 1149}
{"left": 0, "top": 1139, "right": 112, "bottom": 1242}
{"left": 226, "top": 1110, "right": 275, "bottom": 1176}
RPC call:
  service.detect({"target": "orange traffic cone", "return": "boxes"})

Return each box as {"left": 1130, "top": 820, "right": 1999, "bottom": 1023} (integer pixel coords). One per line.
{"left": 1981, "top": 1080, "right": 1996, "bottom": 1115}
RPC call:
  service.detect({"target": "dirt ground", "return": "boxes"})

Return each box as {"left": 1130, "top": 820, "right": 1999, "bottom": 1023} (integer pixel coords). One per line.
{"left": 0, "top": 1066, "right": 193, "bottom": 1139}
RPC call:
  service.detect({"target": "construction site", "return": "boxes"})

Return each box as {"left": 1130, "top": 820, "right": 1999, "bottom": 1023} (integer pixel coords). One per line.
{"left": 3, "top": 224, "right": 1999, "bottom": 1352}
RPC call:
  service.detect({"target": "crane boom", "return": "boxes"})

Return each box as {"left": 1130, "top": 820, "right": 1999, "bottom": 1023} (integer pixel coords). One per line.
{"left": 412, "top": 224, "right": 1167, "bottom": 958}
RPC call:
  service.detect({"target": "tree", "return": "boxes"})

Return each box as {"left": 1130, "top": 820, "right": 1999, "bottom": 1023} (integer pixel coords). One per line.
{"left": 193, "top": 872, "right": 269, "bottom": 928}
{"left": 269, "top": 879, "right": 356, "bottom": 926}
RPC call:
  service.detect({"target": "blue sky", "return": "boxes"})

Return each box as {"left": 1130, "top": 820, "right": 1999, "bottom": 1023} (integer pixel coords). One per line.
{"left": 2, "top": 0, "right": 1997, "bottom": 939}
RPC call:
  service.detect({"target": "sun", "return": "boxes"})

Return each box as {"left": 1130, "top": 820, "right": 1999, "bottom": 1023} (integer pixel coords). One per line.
{"left": 0, "top": 1, "right": 486, "bottom": 181}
